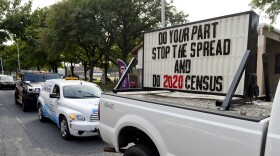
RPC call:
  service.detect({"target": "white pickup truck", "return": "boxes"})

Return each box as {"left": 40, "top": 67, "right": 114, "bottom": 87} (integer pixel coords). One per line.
{"left": 99, "top": 81, "right": 279, "bottom": 156}
{"left": 98, "top": 11, "right": 279, "bottom": 156}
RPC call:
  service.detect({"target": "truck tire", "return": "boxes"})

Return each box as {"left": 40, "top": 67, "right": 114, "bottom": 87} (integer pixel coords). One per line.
{"left": 124, "top": 144, "right": 159, "bottom": 156}
{"left": 15, "top": 92, "right": 19, "bottom": 105}
{"left": 60, "top": 116, "right": 71, "bottom": 139}
{"left": 22, "top": 97, "right": 30, "bottom": 112}
{"left": 38, "top": 105, "right": 46, "bottom": 122}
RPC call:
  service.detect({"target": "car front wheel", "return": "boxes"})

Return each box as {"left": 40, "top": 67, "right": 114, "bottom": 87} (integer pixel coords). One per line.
{"left": 60, "top": 116, "right": 71, "bottom": 139}
{"left": 38, "top": 105, "right": 46, "bottom": 122}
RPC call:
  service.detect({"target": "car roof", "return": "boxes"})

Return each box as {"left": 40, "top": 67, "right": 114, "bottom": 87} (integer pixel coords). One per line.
{"left": 23, "top": 72, "right": 59, "bottom": 75}
{"left": 0, "top": 75, "right": 13, "bottom": 77}
{"left": 46, "top": 79, "right": 98, "bottom": 87}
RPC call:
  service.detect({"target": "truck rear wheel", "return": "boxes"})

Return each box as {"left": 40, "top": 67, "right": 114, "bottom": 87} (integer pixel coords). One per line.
{"left": 15, "top": 92, "right": 19, "bottom": 105}
{"left": 124, "top": 144, "right": 159, "bottom": 156}
{"left": 22, "top": 98, "right": 30, "bottom": 112}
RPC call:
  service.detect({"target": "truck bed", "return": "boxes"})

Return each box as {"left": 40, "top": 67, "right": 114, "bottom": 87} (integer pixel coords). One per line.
{"left": 105, "top": 91, "right": 272, "bottom": 122}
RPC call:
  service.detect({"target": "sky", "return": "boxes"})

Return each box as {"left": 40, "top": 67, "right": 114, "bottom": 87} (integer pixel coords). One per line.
{"left": 172, "top": 0, "right": 280, "bottom": 27}
{"left": 29, "top": 0, "right": 279, "bottom": 28}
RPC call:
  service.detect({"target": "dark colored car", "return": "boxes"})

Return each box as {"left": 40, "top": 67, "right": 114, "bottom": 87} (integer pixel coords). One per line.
{"left": 0, "top": 75, "right": 16, "bottom": 89}
{"left": 15, "top": 72, "right": 61, "bottom": 112}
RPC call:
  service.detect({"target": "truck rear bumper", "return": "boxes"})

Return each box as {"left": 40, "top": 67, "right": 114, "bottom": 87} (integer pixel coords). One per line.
{"left": 98, "top": 123, "right": 118, "bottom": 151}
{"left": 69, "top": 121, "right": 98, "bottom": 137}
{"left": 97, "top": 128, "right": 102, "bottom": 140}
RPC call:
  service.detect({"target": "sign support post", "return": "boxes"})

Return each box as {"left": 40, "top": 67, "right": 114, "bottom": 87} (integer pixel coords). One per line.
{"left": 218, "top": 50, "right": 251, "bottom": 110}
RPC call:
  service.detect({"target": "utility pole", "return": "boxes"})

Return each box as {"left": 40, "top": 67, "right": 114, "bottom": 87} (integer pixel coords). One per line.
{"left": 0, "top": 57, "right": 3, "bottom": 75}
{"left": 161, "top": 0, "right": 165, "bottom": 28}
{"left": 16, "top": 43, "right": 20, "bottom": 71}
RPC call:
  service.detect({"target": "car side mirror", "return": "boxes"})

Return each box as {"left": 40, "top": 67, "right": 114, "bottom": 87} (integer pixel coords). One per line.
{"left": 50, "top": 93, "right": 60, "bottom": 99}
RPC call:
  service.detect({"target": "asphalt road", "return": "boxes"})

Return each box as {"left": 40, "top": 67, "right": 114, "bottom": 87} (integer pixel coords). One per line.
{"left": 0, "top": 89, "right": 121, "bottom": 156}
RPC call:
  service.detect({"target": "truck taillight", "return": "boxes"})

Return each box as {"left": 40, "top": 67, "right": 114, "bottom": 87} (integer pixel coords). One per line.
{"left": 98, "top": 102, "right": 100, "bottom": 120}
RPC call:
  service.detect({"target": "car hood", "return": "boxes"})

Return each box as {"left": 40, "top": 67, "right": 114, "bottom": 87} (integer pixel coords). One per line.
{"left": 62, "top": 98, "right": 99, "bottom": 115}
{"left": 27, "top": 82, "right": 44, "bottom": 89}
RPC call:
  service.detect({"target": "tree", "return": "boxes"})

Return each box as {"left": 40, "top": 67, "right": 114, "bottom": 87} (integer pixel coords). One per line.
{"left": 250, "top": 0, "right": 279, "bottom": 24}
{"left": 0, "top": 0, "right": 32, "bottom": 43}
{"left": 97, "top": 0, "right": 118, "bottom": 82}
{"left": 20, "top": 8, "right": 47, "bottom": 71}
{"left": 61, "top": 45, "right": 84, "bottom": 77}
{"left": 93, "top": 0, "right": 188, "bottom": 83}
{"left": 38, "top": 28, "right": 62, "bottom": 72}
{"left": 47, "top": 0, "right": 104, "bottom": 81}
{"left": 106, "top": 0, "right": 188, "bottom": 64}
{"left": 0, "top": 44, "right": 18, "bottom": 73}
{"left": 41, "top": 0, "right": 188, "bottom": 82}
{"left": 17, "top": 7, "right": 62, "bottom": 72}
{"left": 0, "top": 0, "right": 14, "bottom": 43}
{"left": 0, "top": 0, "right": 54, "bottom": 72}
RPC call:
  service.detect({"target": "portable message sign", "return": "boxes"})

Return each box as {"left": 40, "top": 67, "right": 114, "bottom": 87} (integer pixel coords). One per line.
{"left": 143, "top": 11, "right": 259, "bottom": 96}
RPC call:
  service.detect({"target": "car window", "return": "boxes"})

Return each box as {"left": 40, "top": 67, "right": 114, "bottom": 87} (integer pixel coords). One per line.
{"left": 24, "top": 74, "right": 60, "bottom": 82}
{"left": 42, "top": 82, "right": 53, "bottom": 92}
{"left": 0, "top": 76, "right": 13, "bottom": 81}
{"left": 52, "top": 85, "right": 60, "bottom": 95}
{"left": 63, "top": 85, "right": 101, "bottom": 99}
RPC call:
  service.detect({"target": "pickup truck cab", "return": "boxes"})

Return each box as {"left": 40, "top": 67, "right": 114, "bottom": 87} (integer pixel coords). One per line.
{"left": 37, "top": 78, "right": 102, "bottom": 139}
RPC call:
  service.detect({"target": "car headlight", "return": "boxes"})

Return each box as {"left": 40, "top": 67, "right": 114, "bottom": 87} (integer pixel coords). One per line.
{"left": 35, "top": 88, "right": 40, "bottom": 92}
{"left": 28, "top": 88, "right": 35, "bottom": 93}
{"left": 28, "top": 88, "right": 40, "bottom": 93}
{"left": 69, "top": 113, "right": 85, "bottom": 121}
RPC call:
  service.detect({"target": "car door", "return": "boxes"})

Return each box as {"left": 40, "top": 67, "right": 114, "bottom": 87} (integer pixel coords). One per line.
{"left": 49, "top": 84, "right": 60, "bottom": 124}
{"left": 15, "top": 74, "right": 24, "bottom": 103}
{"left": 41, "top": 82, "right": 53, "bottom": 118}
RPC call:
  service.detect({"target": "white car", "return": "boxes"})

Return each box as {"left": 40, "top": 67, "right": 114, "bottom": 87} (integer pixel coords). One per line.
{"left": 37, "top": 78, "right": 102, "bottom": 139}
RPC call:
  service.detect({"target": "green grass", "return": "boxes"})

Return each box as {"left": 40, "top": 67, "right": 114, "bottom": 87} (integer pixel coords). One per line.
{"left": 94, "top": 81, "right": 116, "bottom": 91}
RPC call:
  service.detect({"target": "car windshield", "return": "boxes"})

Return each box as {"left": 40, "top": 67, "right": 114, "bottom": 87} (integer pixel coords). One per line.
{"left": 63, "top": 85, "right": 102, "bottom": 99}
{"left": 24, "top": 74, "right": 60, "bottom": 82}
{"left": 0, "top": 76, "right": 13, "bottom": 81}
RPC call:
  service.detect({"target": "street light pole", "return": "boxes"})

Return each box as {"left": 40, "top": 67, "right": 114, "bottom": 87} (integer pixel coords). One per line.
{"left": 16, "top": 43, "right": 20, "bottom": 71}
{"left": 0, "top": 58, "right": 3, "bottom": 75}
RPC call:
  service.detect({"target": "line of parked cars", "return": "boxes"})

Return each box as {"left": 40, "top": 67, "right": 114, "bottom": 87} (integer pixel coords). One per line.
{"left": 0, "top": 71, "right": 103, "bottom": 140}
{"left": 10, "top": 71, "right": 102, "bottom": 139}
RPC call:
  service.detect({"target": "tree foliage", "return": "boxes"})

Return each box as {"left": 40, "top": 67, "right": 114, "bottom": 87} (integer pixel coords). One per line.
{"left": 1, "top": 0, "right": 188, "bottom": 77}
{"left": 1, "top": 44, "right": 18, "bottom": 73}
{"left": 106, "top": 0, "right": 188, "bottom": 64}
{"left": 46, "top": 0, "right": 104, "bottom": 81}
{"left": 250, "top": 0, "right": 280, "bottom": 24}
{"left": 0, "top": 0, "right": 32, "bottom": 43}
